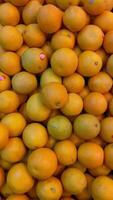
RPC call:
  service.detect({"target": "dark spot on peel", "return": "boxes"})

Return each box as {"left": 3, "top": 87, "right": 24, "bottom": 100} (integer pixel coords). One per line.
{"left": 50, "top": 187, "right": 56, "bottom": 193}
{"left": 95, "top": 61, "right": 98, "bottom": 65}
{"left": 95, "top": 124, "right": 98, "bottom": 127}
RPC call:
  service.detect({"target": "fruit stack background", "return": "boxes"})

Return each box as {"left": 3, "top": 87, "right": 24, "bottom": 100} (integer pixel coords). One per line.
{"left": 0, "top": 0, "right": 113, "bottom": 200}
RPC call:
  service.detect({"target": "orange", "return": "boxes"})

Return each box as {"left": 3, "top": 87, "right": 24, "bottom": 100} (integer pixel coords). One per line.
{"left": 37, "top": 4, "right": 63, "bottom": 33}
{"left": 104, "top": 92, "right": 113, "bottom": 103}
{"left": 0, "top": 2, "right": 20, "bottom": 25}
{"left": 23, "top": 24, "right": 46, "bottom": 47}
{"left": 36, "top": 176, "right": 63, "bottom": 200}
{"left": 88, "top": 72, "right": 113, "bottom": 93}
{"left": 1, "top": 183, "right": 13, "bottom": 197}
{"left": 0, "top": 90, "right": 19, "bottom": 114}
{"left": 61, "top": 168, "right": 87, "bottom": 195}
{"left": 105, "top": 143, "right": 113, "bottom": 170}
{"left": 21, "top": 48, "right": 48, "bottom": 74}
{"left": 96, "top": 48, "right": 108, "bottom": 67}
{"left": 6, "top": 195, "right": 29, "bottom": 200}
{"left": 0, "top": 72, "right": 11, "bottom": 92}
{"left": 91, "top": 176, "right": 113, "bottom": 200}
{"left": 42, "top": 41, "right": 53, "bottom": 58}
{"left": 63, "top": 6, "right": 90, "bottom": 32}
{"left": 0, "top": 52, "right": 21, "bottom": 76}
{"left": 84, "top": 92, "right": 107, "bottom": 115}
{"left": 22, "top": 0, "right": 42, "bottom": 25}
{"left": 61, "top": 93, "right": 83, "bottom": 116}
{"left": 56, "top": 0, "right": 80, "bottom": 10}
{"left": 74, "top": 114, "right": 100, "bottom": 140}
{"left": 89, "top": 164, "right": 111, "bottom": 177}
{"left": 16, "top": 93, "right": 27, "bottom": 106}
{"left": 1, "top": 112, "right": 26, "bottom": 137}
{"left": 16, "top": 45, "right": 29, "bottom": 57}
{"left": 1, "top": 137, "right": 26, "bottom": 163}
{"left": 41, "top": 82, "right": 68, "bottom": 109}
{"left": 79, "top": 86, "right": 90, "bottom": 99}
{"left": 51, "top": 29, "right": 75, "bottom": 50}
{"left": 23, "top": 123, "right": 48, "bottom": 149}
{"left": 0, "top": 167, "right": 5, "bottom": 188}
{"left": 89, "top": 136, "right": 106, "bottom": 148}
{"left": 100, "top": 117, "right": 113, "bottom": 143}
{"left": 16, "top": 24, "right": 26, "bottom": 34}
{"left": 71, "top": 161, "right": 86, "bottom": 173}
{"left": 78, "top": 51, "right": 102, "bottom": 77}
{"left": 109, "top": 98, "right": 113, "bottom": 115}
{"left": 94, "top": 11, "right": 113, "bottom": 33}
{"left": 0, "top": 158, "right": 12, "bottom": 170}
{"left": 26, "top": 93, "right": 51, "bottom": 122}
{"left": 51, "top": 48, "right": 78, "bottom": 77}
{"left": 54, "top": 163, "right": 65, "bottom": 176}
{"left": 40, "top": 68, "right": 62, "bottom": 88}
{"left": 63, "top": 73, "right": 85, "bottom": 93}
{"left": 0, "top": 122, "right": 9, "bottom": 150}
{"left": 6, "top": 0, "right": 29, "bottom": 6}
{"left": 47, "top": 115, "right": 72, "bottom": 140}
{"left": 0, "top": 26, "right": 23, "bottom": 51}
{"left": 78, "top": 142, "right": 104, "bottom": 169}
{"left": 103, "top": 31, "right": 113, "bottom": 53}
{"left": 69, "top": 133, "right": 84, "bottom": 147}
{"left": 19, "top": 103, "right": 33, "bottom": 123}
{"left": 106, "top": 54, "right": 113, "bottom": 77}
{"left": 27, "top": 148, "right": 57, "bottom": 180}
{"left": 45, "top": 135, "right": 56, "bottom": 149}
{"left": 74, "top": 45, "right": 82, "bottom": 56}
{"left": 12, "top": 71, "right": 38, "bottom": 94}
{"left": 7, "top": 163, "right": 34, "bottom": 193}
{"left": 54, "top": 140, "right": 77, "bottom": 165}
{"left": 77, "top": 24, "right": 104, "bottom": 51}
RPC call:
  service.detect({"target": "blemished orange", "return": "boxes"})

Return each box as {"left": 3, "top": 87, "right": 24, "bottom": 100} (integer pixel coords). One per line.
{"left": 0, "top": 137, "right": 26, "bottom": 163}
{"left": 22, "top": 123, "right": 48, "bottom": 149}
{"left": 1, "top": 112, "right": 26, "bottom": 137}
{"left": 12, "top": 71, "right": 38, "bottom": 94}
{"left": 0, "top": 2, "right": 20, "bottom": 26}
{"left": 0, "top": 72, "right": 11, "bottom": 92}
{"left": 47, "top": 115, "right": 72, "bottom": 140}
{"left": 16, "top": 24, "right": 26, "bottom": 34}
{"left": 6, "top": 0, "right": 29, "bottom": 6}
{"left": 103, "top": 31, "right": 113, "bottom": 53}
{"left": 96, "top": 48, "right": 108, "bottom": 67}
{"left": 0, "top": 122, "right": 9, "bottom": 150}
{"left": 79, "top": 86, "right": 90, "bottom": 99}
{"left": 89, "top": 164, "right": 111, "bottom": 177}
{"left": 84, "top": 92, "right": 107, "bottom": 115}
{"left": 106, "top": 54, "right": 113, "bottom": 78}
{"left": 94, "top": 11, "right": 113, "bottom": 33}
{"left": 105, "top": 143, "right": 113, "bottom": 170}
{"left": 54, "top": 140, "right": 77, "bottom": 166}
{"left": 37, "top": 4, "right": 63, "bottom": 33}
{"left": 21, "top": 48, "right": 48, "bottom": 74}
{"left": 61, "top": 168, "right": 87, "bottom": 195}
{"left": 77, "top": 24, "right": 104, "bottom": 51}
{"left": 63, "top": 6, "right": 90, "bottom": 32}
{"left": 56, "top": 0, "right": 80, "bottom": 10}
{"left": 91, "top": 176, "right": 113, "bottom": 200}
{"left": 100, "top": 117, "right": 113, "bottom": 143}
{"left": 74, "top": 114, "right": 100, "bottom": 140}
{"left": 7, "top": 163, "right": 34, "bottom": 194}
{"left": 51, "top": 29, "right": 75, "bottom": 50}
{"left": 27, "top": 148, "right": 57, "bottom": 180}
{"left": 0, "top": 90, "right": 19, "bottom": 114}
{"left": 109, "top": 98, "right": 113, "bottom": 115}
{"left": 26, "top": 93, "right": 51, "bottom": 122}
{"left": 0, "top": 26, "right": 23, "bottom": 51}
{"left": 22, "top": 0, "right": 42, "bottom": 25}
{"left": 0, "top": 167, "right": 5, "bottom": 188}
{"left": 6, "top": 194, "right": 29, "bottom": 200}
{"left": 23, "top": 24, "right": 46, "bottom": 47}
{"left": 16, "top": 45, "right": 29, "bottom": 57}
{"left": 0, "top": 52, "right": 21, "bottom": 76}
{"left": 78, "top": 142, "right": 104, "bottom": 169}
{"left": 51, "top": 48, "right": 78, "bottom": 77}
{"left": 42, "top": 41, "right": 53, "bottom": 58}
{"left": 63, "top": 73, "right": 85, "bottom": 94}
{"left": 36, "top": 176, "right": 63, "bottom": 200}
{"left": 77, "top": 51, "right": 102, "bottom": 77}
{"left": 88, "top": 72, "right": 113, "bottom": 93}
{"left": 61, "top": 93, "right": 83, "bottom": 116}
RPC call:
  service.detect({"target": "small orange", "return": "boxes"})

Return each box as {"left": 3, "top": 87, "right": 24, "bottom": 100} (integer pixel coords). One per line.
{"left": 0, "top": 52, "right": 21, "bottom": 76}
{"left": 0, "top": 122, "right": 9, "bottom": 150}
{"left": 16, "top": 24, "right": 26, "bottom": 34}
{"left": 74, "top": 45, "right": 82, "bottom": 56}
{"left": 54, "top": 163, "right": 65, "bottom": 176}
{"left": 42, "top": 41, "right": 53, "bottom": 59}
{"left": 61, "top": 168, "right": 87, "bottom": 195}
{"left": 36, "top": 176, "right": 63, "bottom": 200}
{"left": 1, "top": 183, "right": 13, "bottom": 197}
{"left": 96, "top": 48, "right": 108, "bottom": 67}
{"left": 16, "top": 93, "right": 27, "bottom": 106}
{"left": 19, "top": 103, "right": 31, "bottom": 123}
{"left": 104, "top": 92, "right": 113, "bottom": 103}
{"left": 63, "top": 6, "right": 90, "bottom": 32}
{"left": 79, "top": 86, "right": 90, "bottom": 99}
{"left": 16, "top": 45, "right": 29, "bottom": 57}
{"left": 63, "top": 73, "right": 85, "bottom": 94}
{"left": 51, "top": 29, "right": 75, "bottom": 50}
{"left": 0, "top": 158, "right": 12, "bottom": 170}
{"left": 106, "top": 54, "right": 113, "bottom": 78}
{"left": 51, "top": 48, "right": 78, "bottom": 77}
{"left": 100, "top": 117, "right": 113, "bottom": 143}
{"left": 45, "top": 135, "right": 56, "bottom": 149}
{"left": 6, "top": 195, "right": 29, "bottom": 200}
{"left": 103, "top": 31, "right": 113, "bottom": 53}
{"left": 7, "top": 163, "right": 34, "bottom": 194}
{"left": 0, "top": 26, "right": 23, "bottom": 51}
{"left": 54, "top": 140, "right": 77, "bottom": 165}
{"left": 56, "top": 0, "right": 80, "bottom": 10}
{"left": 78, "top": 51, "right": 102, "bottom": 77}
{"left": 69, "top": 133, "right": 84, "bottom": 147}
{"left": 84, "top": 92, "right": 107, "bottom": 115}
{"left": 0, "top": 72, "right": 11, "bottom": 92}
{"left": 0, "top": 2, "right": 20, "bottom": 26}
{"left": 71, "top": 160, "right": 86, "bottom": 173}
{"left": 37, "top": 4, "right": 63, "bottom": 33}
{"left": 89, "top": 164, "right": 111, "bottom": 177}
{"left": 6, "top": 0, "right": 29, "bottom": 6}
{"left": 105, "top": 143, "right": 113, "bottom": 170}
{"left": 109, "top": 98, "right": 113, "bottom": 115}
{"left": 0, "top": 167, "right": 5, "bottom": 188}
{"left": 89, "top": 136, "right": 106, "bottom": 148}
{"left": 27, "top": 148, "right": 57, "bottom": 180}
{"left": 78, "top": 142, "right": 104, "bottom": 169}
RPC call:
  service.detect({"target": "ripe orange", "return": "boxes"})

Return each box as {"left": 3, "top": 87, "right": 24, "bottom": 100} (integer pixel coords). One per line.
{"left": 89, "top": 164, "right": 111, "bottom": 177}
{"left": 89, "top": 136, "right": 106, "bottom": 148}
{"left": 45, "top": 135, "right": 56, "bottom": 149}
{"left": 27, "top": 148, "right": 57, "bottom": 180}
{"left": 42, "top": 41, "right": 53, "bottom": 58}
{"left": 54, "top": 163, "right": 65, "bottom": 176}
{"left": 16, "top": 45, "right": 29, "bottom": 57}
{"left": 71, "top": 160, "right": 86, "bottom": 173}
{"left": 0, "top": 122, "right": 9, "bottom": 150}
{"left": 104, "top": 92, "right": 113, "bottom": 103}
{"left": 105, "top": 143, "right": 113, "bottom": 170}
{"left": 56, "top": 0, "right": 80, "bottom": 10}
{"left": 16, "top": 24, "right": 26, "bottom": 34}
{"left": 78, "top": 51, "right": 102, "bottom": 77}
{"left": 79, "top": 86, "right": 90, "bottom": 99}
{"left": 78, "top": 142, "right": 104, "bottom": 169}
{"left": 63, "top": 6, "right": 90, "bottom": 32}
{"left": 0, "top": 166, "right": 5, "bottom": 188}
{"left": 106, "top": 54, "right": 113, "bottom": 77}
{"left": 0, "top": 72, "right": 11, "bottom": 92}
{"left": 51, "top": 48, "right": 78, "bottom": 77}
{"left": 96, "top": 48, "right": 108, "bottom": 67}
{"left": 0, "top": 158, "right": 12, "bottom": 170}
{"left": 36, "top": 176, "right": 63, "bottom": 200}
{"left": 6, "top": 195, "right": 29, "bottom": 200}
{"left": 103, "top": 31, "right": 113, "bottom": 53}
{"left": 1, "top": 183, "right": 13, "bottom": 197}
{"left": 69, "top": 133, "right": 84, "bottom": 147}
{"left": 47, "top": 115, "right": 72, "bottom": 140}
{"left": 100, "top": 117, "right": 113, "bottom": 143}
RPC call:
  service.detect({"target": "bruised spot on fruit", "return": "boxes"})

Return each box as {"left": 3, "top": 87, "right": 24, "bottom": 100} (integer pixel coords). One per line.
{"left": 40, "top": 53, "right": 46, "bottom": 60}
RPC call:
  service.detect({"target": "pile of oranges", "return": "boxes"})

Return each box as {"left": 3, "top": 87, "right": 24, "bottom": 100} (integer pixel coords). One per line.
{"left": 0, "top": 0, "right": 113, "bottom": 199}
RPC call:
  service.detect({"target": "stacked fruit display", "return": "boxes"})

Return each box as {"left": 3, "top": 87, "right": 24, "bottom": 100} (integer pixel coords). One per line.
{"left": 0, "top": 0, "right": 113, "bottom": 199}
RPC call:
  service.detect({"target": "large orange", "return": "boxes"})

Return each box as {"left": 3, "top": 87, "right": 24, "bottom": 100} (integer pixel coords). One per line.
{"left": 6, "top": 195, "right": 29, "bottom": 200}
{"left": 105, "top": 143, "right": 113, "bottom": 170}
{"left": 0, "top": 122, "right": 9, "bottom": 150}
{"left": 89, "top": 164, "right": 111, "bottom": 177}
{"left": 0, "top": 72, "right": 11, "bottom": 92}
{"left": 100, "top": 117, "right": 113, "bottom": 143}
{"left": 103, "top": 31, "right": 113, "bottom": 53}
